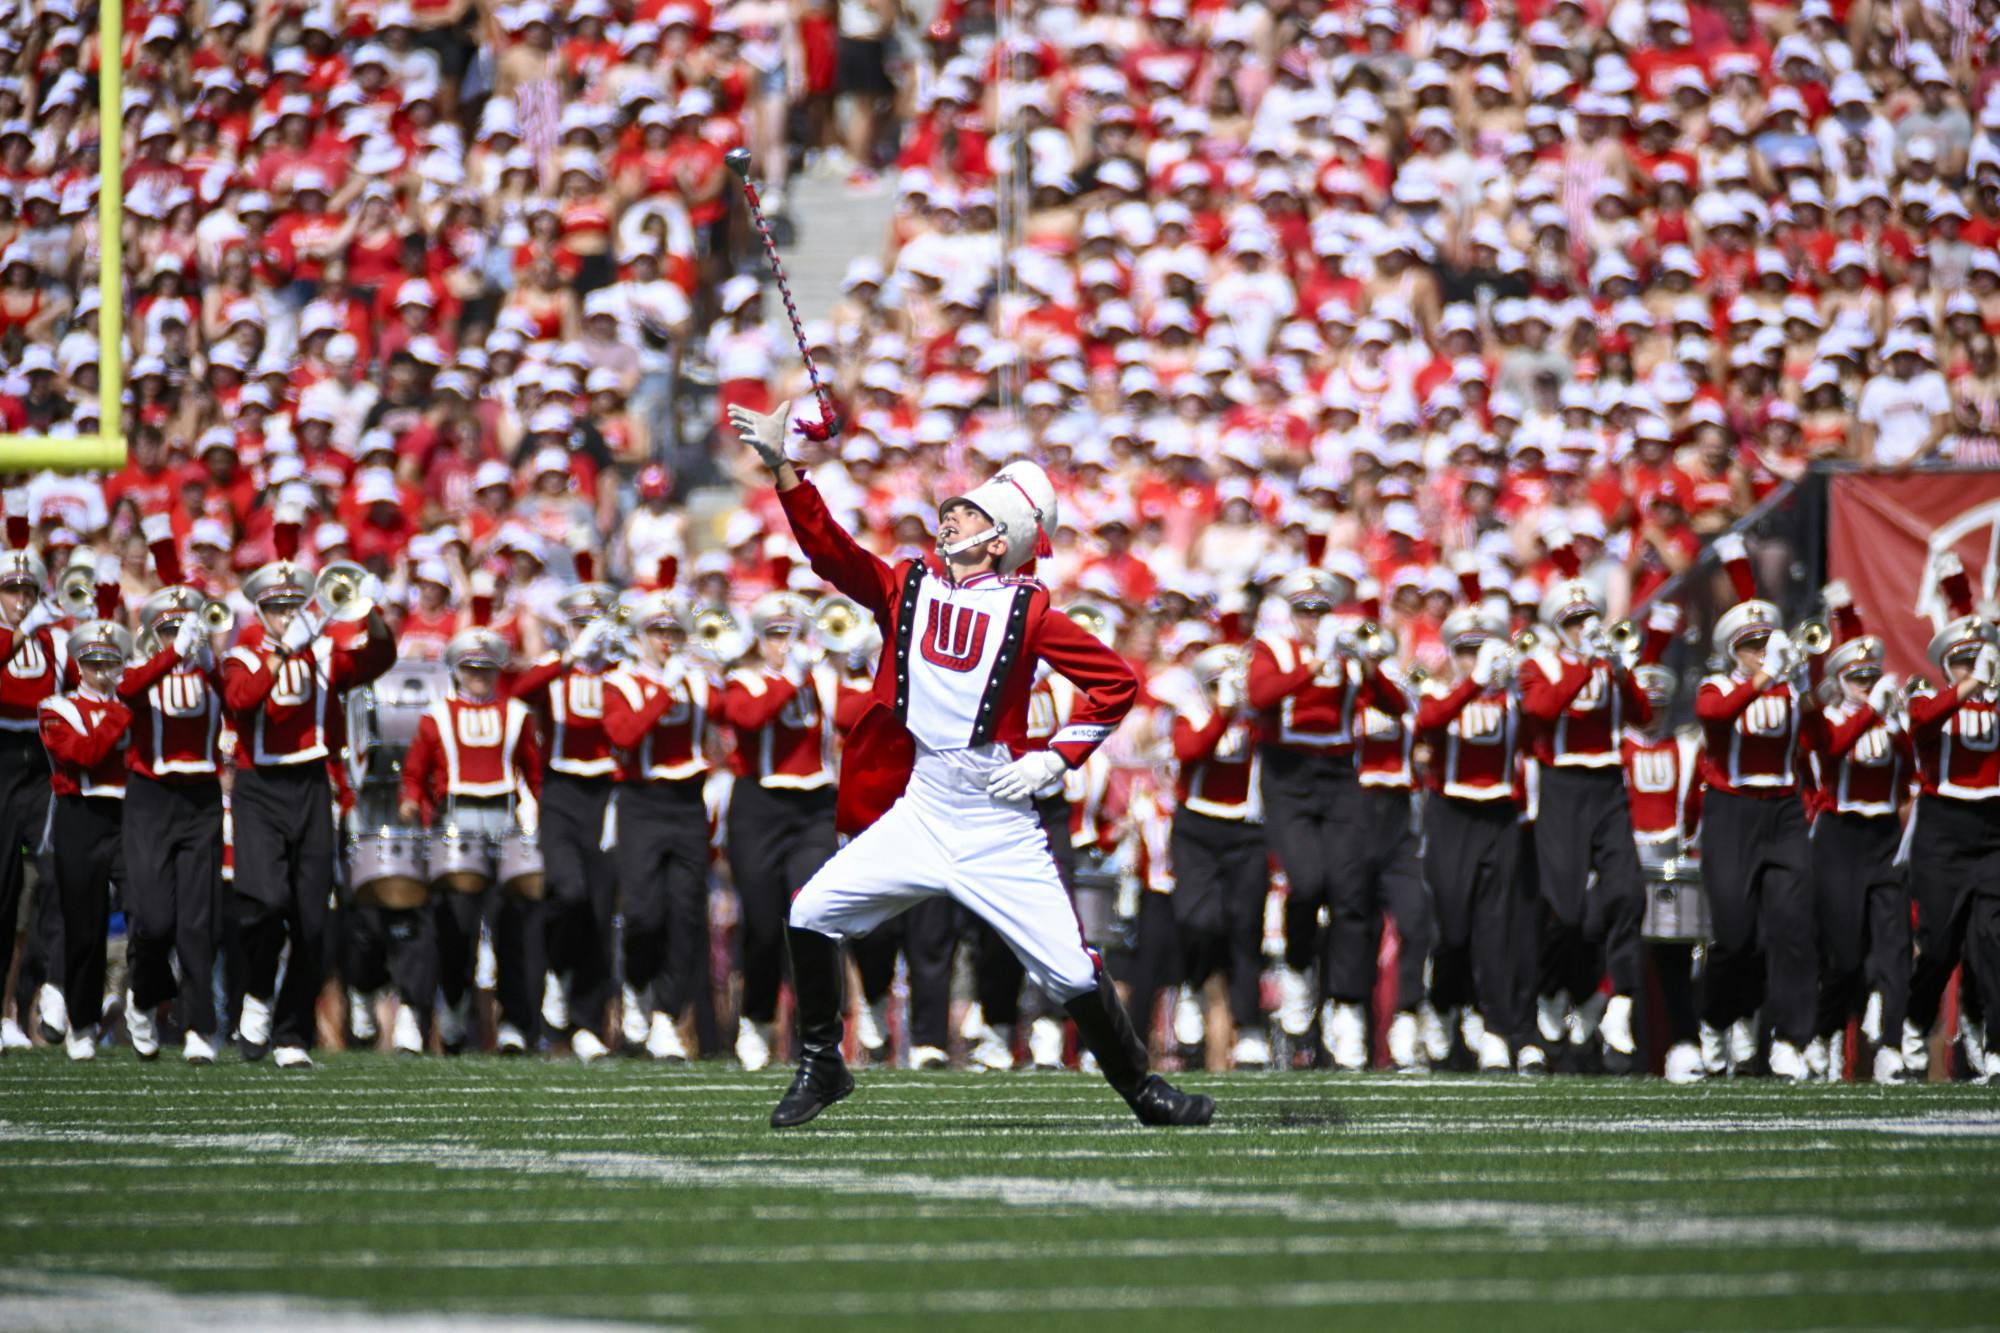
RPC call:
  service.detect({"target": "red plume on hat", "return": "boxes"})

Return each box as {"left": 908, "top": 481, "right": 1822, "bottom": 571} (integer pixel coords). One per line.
{"left": 272, "top": 504, "right": 303, "bottom": 561}
{"left": 3, "top": 487, "right": 28, "bottom": 551}
{"left": 1712, "top": 532, "right": 1757, "bottom": 603}
{"left": 574, "top": 550, "right": 596, "bottom": 584}
{"left": 1640, "top": 600, "right": 1682, "bottom": 665}
{"left": 1934, "top": 551, "right": 1975, "bottom": 619}
{"left": 1822, "top": 579, "right": 1864, "bottom": 644}
{"left": 469, "top": 593, "right": 492, "bottom": 626}
{"left": 1356, "top": 577, "right": 1383, "bottom": 621}
{"left": 1449, "top": 551, "right": 1481, "bottom": 604}
{"left": 141, "top": 510, "right": 185, "bottom": 586}
{"left": 93, "top": 579, "right": 120, "bottom": 621}
{"left": 655, "top": 554, "right": 679, "bottom": 591}
{"left": 1544, "top": 521, "right": 1582, "bottom": 578}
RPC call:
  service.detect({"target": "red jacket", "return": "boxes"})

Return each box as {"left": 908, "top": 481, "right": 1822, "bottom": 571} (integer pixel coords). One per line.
{"left": 40, "top": 691, "right": 131, "bottom": 798}
{"left": 0, "top": 624, "right": 62, "bottom": 733}
{"left": 399, "top": 693, "right": 543, "bottom": 821}
{"left": 118, "top": 643, "right": 225, "bottom": 781}
{"left": 222, "top": 620, "right": 396, "bottom": 768}
{"left": 605, "top": 664, "right": 716, "bottom": 783}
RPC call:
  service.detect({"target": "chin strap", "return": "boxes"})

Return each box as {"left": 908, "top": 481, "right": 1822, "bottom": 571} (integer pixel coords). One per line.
{"left": 939, "top": 521, "right": 1005, "bottom": 560}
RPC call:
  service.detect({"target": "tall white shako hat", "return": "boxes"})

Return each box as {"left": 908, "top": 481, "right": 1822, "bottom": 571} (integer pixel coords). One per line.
{"left": 940, "top": 460, "right": 1057, "bottom": 576}
{"left": 1927, "top": 552, "right": 1998, "bottom": 671}
{"left": 1709, "top": 533, "right": 1780, "bottom": 654}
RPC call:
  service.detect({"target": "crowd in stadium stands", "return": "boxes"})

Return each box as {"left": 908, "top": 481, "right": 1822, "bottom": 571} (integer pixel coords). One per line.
{"left": 1, "top": 0, "right": 1999, "bottom": 1075}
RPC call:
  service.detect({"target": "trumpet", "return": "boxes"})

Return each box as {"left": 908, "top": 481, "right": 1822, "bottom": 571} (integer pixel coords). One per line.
{"left": 1511, "top": 626, "right": 1542, "bottom": 655}
{"left": 1793, "top": 618, "right": 1832, "bottom": 655}
{"left": 313, "top": 561, "right": 375, "bottom": 622}
{"left": 1340, "top": 620, "right": 1395, "bottom": 662}
{"left": 1606, "top": 618, "right": 1641, "bottom": 657}
{"left": 1403, "top": 663, "right": 1431, "bottom": 692}
{"left": 692, "top": 606, "right": 748, "bottom": 664}
{"left": 1065, "top": 602, "right": 1117, "bottom": 648}
{"left": 56, "top": 564, "right": 96, "bottom": 617}
{"left": 812, "top": 595, "right": 871, "bottom": 654}
{"left": 200, "top": 598, "right": 234, "bottom": 632}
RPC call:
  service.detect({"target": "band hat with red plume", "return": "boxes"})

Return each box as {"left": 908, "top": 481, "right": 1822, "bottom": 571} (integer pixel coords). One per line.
{"left": 1927, "top": 551, "right": 1997, "bottom": 668}
{"left": 939, "top": 460, "right": 1057, "bottom": 576}
{"left": 141, "top": 511, "right": 185, "bottom": 588}
{"left": 1710, "top": 533, "right": 1781, "bottom": 652}
{"left": 1639, "top": 601, "right": 1682, "bottom": 665}
{"left": 0, "top": 546, "right": 46, "bottom": 590}
{"left": 1275, "top": 567, "right": 1348, "bottom": 610}
{"left": 1822, "top": 578, "right": 1865, "bottom": 645}
{"left": 1537, "top": 577, "right": 1603, "bottom": 629}
{"left": 68, "top": 619, "right": 133, "bottom": 666}
{"left": 1825, "top": 635, "right": 1885, "bottom": 681}
{"left": 444, "top": 627, "right": 509, "bottom": 674}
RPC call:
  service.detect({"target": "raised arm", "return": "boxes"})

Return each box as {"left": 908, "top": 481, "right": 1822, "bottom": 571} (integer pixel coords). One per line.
{"left": 775, "top": 476, "right": 900, "bottom": 617}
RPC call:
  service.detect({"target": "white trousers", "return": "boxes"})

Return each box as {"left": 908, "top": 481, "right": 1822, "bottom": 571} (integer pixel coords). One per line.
{"left": 789, "top": 752, "right": 1101, "bottom": 1003}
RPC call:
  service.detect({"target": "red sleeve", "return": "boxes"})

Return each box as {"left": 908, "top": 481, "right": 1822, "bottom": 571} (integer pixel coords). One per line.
{"left": 1815, "top": 703, "right": 1880, "bottom": 759}
{"left": 516, "top": 721, "right": 544, "bottom": 798}
{"left": 41, "top": 701, "right": 132, "bottom": 769}
{"left": 509, "top": 655, "right": 563, "bottom": 702}
{"left": 1358, "top": 663, "right": 1406, "bottom": 715}
{"left": 1617, "top": 668, "right": 1654, "bottom": 728}
{"left": 1905, "top": 686, "right": 1965, "bottom": 734}
{"left": 1416, "top": 677, "right": 1480, "bottom": 733}
{"left": 116, "top": 646, "right": 183, "bottom": 702}
{"left": 1696, "top": 676, "right": 1763, "bottom": 723}
{"left": 330, "top": 621, "right": 398, "bottom": 690}
{"left": 718, "top": 670, "right": 800, "bottom": 730}
{"left": 399, "top": 713, "right": 440, "bottom": 819}
{"left": 1032, "top": 598, "right": 1138, "bottom": 768}
{"left": 222, "top": 649, "right": 278, "bottom": 712}
{"left": 603, "top": 674, "right": 675, "bottom": 748}
{"left": 1170, "top": 709, "right": 1229, "bottom": 764}
{"left": 1519, "top": 656, "right": 1591, "bottom": 722}
{"left": 834, "top": 683, "right": 872, "bottom": 733}
{"left": 776, "top": 477, "right": 900, "bottom": 618}
{"left": 1246, "top": 639, "right": 1313, "bottom": 710}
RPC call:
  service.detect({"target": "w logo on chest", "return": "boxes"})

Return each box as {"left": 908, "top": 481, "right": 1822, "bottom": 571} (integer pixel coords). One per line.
{"left": 920, "top": 603, "right": 992, "bottom": 674}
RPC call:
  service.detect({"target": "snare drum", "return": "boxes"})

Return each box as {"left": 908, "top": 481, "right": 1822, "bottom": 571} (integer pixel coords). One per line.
{"left": 428, "top": 829, "right": 497, "bottom": 893}
{"left": 350, "top": 828, "right": 430, "bottom": 909}
{"left": 369, "top": 663, "right": 449, "bottom": 751}
{"left": 498, "top": 830, "right": 545, "bottom": 900}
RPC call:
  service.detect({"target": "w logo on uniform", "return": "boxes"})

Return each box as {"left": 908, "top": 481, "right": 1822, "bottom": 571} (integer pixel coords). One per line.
{"left": 920, "top": 603, "right": 990, "bottom": 673}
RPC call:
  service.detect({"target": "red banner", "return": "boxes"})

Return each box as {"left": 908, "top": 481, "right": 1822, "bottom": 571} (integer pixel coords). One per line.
{"left": 1827, "top": 471, "right": 2000, "bottom": 681}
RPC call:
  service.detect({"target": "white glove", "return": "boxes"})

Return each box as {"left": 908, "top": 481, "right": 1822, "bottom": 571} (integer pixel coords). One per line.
{"left": 1472, "top": 639, "right": 1507, "bottom": 689}
{"left": 1214, "top": 674, "right": 1245, "bottom": 711}
{"left": 655, "top": 654, "right": 686, "bottom": 692}
{"left": 18, "top": 600, "right": 54, "bottom": 634}
{"left": 1976, "top": 643, "right": 2000, "bottom": 690}
{"left": 359, "top": 573, "right": 387, "bottom": 607}
{"left": 1314, "top": 616, "right": 1344, "bottom": 663}
{"left": 986, "top": 750, "right": 1067, "bottom": 803}
{"left": 1763, "top": 630, "right": 1793, "bottom": 676}
{"left": 172, "top": 614, "right": 205, "bottom": 659}
{"left": 567, "top": 620, "right": 608, "bottom": 662}
{"left": 1868, "top": 675, "right": 1899, "bottom": 717}
{"left": 279, "top": 612, "right": 320, "bottom": 654}
{"left": 727, "top": 398, "right": 793, "bottom": 470}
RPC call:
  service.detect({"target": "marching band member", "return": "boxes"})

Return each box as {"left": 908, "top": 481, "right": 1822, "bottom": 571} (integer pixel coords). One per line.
{"left": 118, "top": 518, "right": 228, "bottom": 1064}
{"left": 0, "top": 524, "right": 61, "bottom": 1049}
{"left": 401, "top": 626, "right": 545, "bottom": 1054}
{"left": 733, "top": 400, "right": 1211, "bottom": 1128}
{"left": 1417, "top": 603, "right": 1527, "bottom": 1072}
{"left": 603, "top": 593, "right": 717, "bottom": 1061}
{"left": 1695, "top": 539, "right": 1818, "bottom": 1081}
{"left": 1901, "top": 555, "right": 2000, "bottom": 1079}
{"left": 222, "top": 546, "right": 396, "bottom": 1069}
{"left": 1167, "top": 644, "right": 1270, "bottom": 1069}
{"left": 511, "top": 573, "right": 622, "bottom": 1061}
{"left": 38, "top": 615, "right": 132, "bottom": 1060}
{"left": 1516, "top": 553, "right": 1653, "bottom": 1067}
{"left": 1621, "top": 616, "right": 1705, "bottom": 1082}
{"left": 1803, "top": 585, "right": 1914, "bottom": 1084}
{"left": 1246, "top": 567, "right": 1362, "bottom": 1045}
{"left": 717, "top": 591, "right": 839, "bottom": 1071}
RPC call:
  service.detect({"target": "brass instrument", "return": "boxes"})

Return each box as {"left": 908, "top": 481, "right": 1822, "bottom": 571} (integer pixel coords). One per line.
{"left": 200, "top": 598, "right": 234, "bottom": 632}
{"left": 1065, "top": 602, "right": 1116, "bottom": 647}
{"left": 1511, "top": 626, "right": 1542, "bottom": 655}
{"left": 1403, "top": 663, "right": 1431, "bottom": 692}
{"left": 313, "top": 561, "right": 375, "bottom": 622}
{"left": 1794, "top": 618, "right": 1832, "bottom": 655}
{"left": 692, "top": 606, "right": 749, "bottom": 664}
{"left": 56, "top": 564, "right": 96, "bottom": 617}
{"left": 812, "top": 595, "right": 871, "bottom": 654}
{"left": 1606, "top": 618, "right": 1641, "bottom": 657}
{"left": 1341, "top": 620, "right": 1394, "bottom": 661}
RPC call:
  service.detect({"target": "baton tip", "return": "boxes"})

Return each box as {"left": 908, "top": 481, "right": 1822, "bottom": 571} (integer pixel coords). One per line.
{"left": 724, "top": 148, "right": 753, "bottom": 180}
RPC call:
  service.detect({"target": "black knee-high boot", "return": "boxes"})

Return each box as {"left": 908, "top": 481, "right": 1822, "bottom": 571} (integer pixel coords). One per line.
{"left": 770, "top": 927, "right": 856, "bottom": 1129}
{"left": 1065, "top": 976, "right": 1216, "bottom": 1127}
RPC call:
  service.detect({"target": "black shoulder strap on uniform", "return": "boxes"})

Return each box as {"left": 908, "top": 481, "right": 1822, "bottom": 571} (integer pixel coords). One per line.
{"left": 970, "top": 585, "right": 1037, "bottom": 747}
{"left": 891, "top": 562, "right": 924, "bottom": 723}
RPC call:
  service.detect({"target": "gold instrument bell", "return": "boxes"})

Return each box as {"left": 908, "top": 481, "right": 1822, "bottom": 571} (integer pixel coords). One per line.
{"left": 693, "top": 606, "right": 749, "bottom": 663}
{"left": 1794, "top": 618, "right": 1832, "bottom": 655}
{"left": 56, "top": 564, "right": 96, "bottom": 617}
{"left": 812, "top": 595, "right": 870, "bottom": 654}
{"left": 313, "top": 561, "right": 375, "bottom": 622}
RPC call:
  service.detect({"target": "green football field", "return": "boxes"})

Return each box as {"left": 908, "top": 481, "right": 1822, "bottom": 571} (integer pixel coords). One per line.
{"left": 2, "top": 1054, "right": 1997, "bottom": 1330}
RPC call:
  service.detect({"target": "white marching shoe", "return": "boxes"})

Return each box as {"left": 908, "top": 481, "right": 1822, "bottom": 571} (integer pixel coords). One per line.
{"left": 1460, "top": 1008, "right": 1488, "bottom": 1058}
{"left": 1699, "top": 1022, "right": 1729, "bottom": 1076}
{"left": 1804, "top": 1037, "right": 1829, "bottom": 1082}
{"left": 646, "top": 1012, "right": 688, "bottom": 1061}
{"left": 1902, "top": 1019, "right": 1931, "bottom": 1076}
{"left": 1387, "top": 1011, "right": 1424, "bottom": 1072}
{"left": 1600, "top": 995, "right": 1636, "bottom": 1057}
{"left": 1, "top": 1017, "right": 30, "bottom": 1050}
{"left": 1768, "top": 1040, "right": 1808, "bottom": 1082}
{"left": 392, "top": 1005, "right": 424, "bottom": 1055}
{"left": 1477, "top": 1031, "right": 1512, "bottom": 1072}
{"left": 1728, "top": 1018, "right": 1759, "bottom": 1071}
{"left": 542, "top": 972, "right": 571, "bottom": 1033}
{"left": 1231, "top": 1030, "right": 1271, "bottom": 1070}
{"left": 909, "top": 1044, "right": 950, "bottom": 1070}
{"left": 438, "top": 996, "right": 472, "bottom": 1052}
{"left": 1515, "top": 1043, "right": 1549, "bottom": 1075}
{"left": 1664, "top": 1041, "right": 1706, "bottom": 1084}
{"left": 184, "top": 1031, "right": 216, "bottom": 1065}
{"left": 273, "top": 1046, "right": 314, "bottom": 1069}
{"left": 1028, "top": 1016, "right": 1065, "bottom": 1069}
{"left": 1173, "top": 987, "right": 1205, "bottom": 1048}
{"left": 1420, "top": 1004, "right": 1452, "bottom": 1066}
{"left": 126, "top": 991, "right": 159, "bottom": 1060}
{"left": 495, "top": 1022, "right": 528, "bottom": 1055}
{"left": 735, "top": 1016, "right": 772, "bottom": 1071}
{"left": 37, "top": 984, "right": 69, "bottom": 1043}
{"left": 620, "top": 985, "right": 650, "bottom": 1047}
{"left": 1872, "top": 1046, "right": 1908, "bottom": 1084}
{"left": 969, "top": 1022, "right": 1016, "bottom": 1072}
{"left": 237, "top": 993, "right": 273, "bottom": 1056}
{"left": 1826, "top": 1036, "right": 1847, "bottom": 1084}
{"left": 571, "top": 1029, "right": 609, "bottom": 1064}
{"left": 855, "top": 998, "right": 889, "bottom": 1061}
{"left": 1861, "top": 992, "right": 1885, "bottom": 1045}
{"left": 65, "top": 1023, "right": 97, "bottom": 1061}
{"left": 1959, "top": 1022, "right": 1990, "bottom": 1080}
{"left": 1537, "top": 991, "right": 1572, "bottom": 1047}
{"left": 1569, "top": 991, "right": 1609, "bottom": 1047}
{"left": 1322, "top": 1001, "right": 1367, "bottom": 1071}
{"left": 347, "top": 987, "right": 380, "bottom": 1044}
{"left": 1275, "top": 967, "right": 1315, "bottom": 1038}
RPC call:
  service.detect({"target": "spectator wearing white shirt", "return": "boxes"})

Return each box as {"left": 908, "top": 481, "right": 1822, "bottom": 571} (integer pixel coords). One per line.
{"left": 1856, "top": 333, "right": 1951, "bottom": 468}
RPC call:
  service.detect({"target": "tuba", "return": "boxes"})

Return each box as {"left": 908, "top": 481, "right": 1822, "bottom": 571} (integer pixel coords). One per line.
{"left": 812, "top": 595, "right": 870, "bottom": 654}
{"left": 313, "top": 561, "right": 375, "bottom": 622}
{"left": 692, "top": 606, "right": 749, "bottom": 665}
